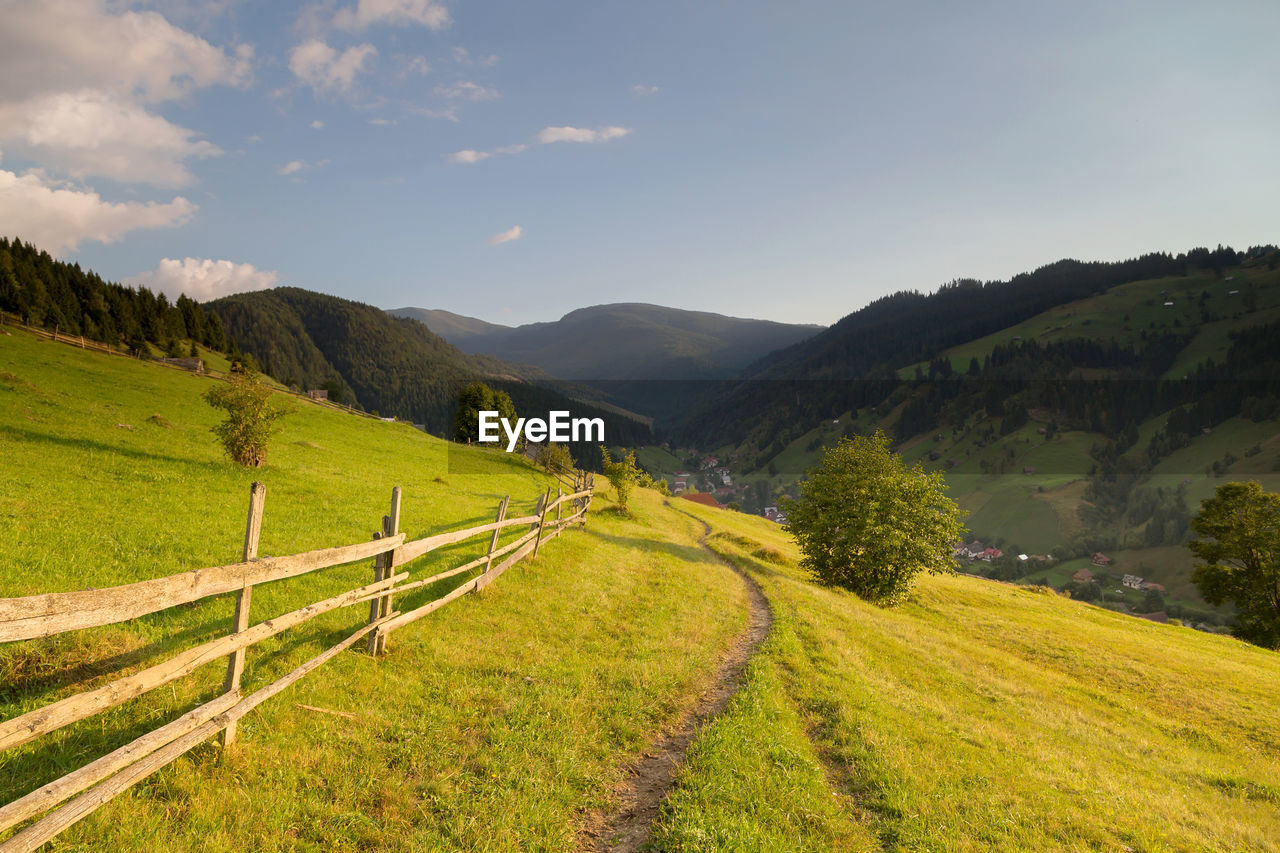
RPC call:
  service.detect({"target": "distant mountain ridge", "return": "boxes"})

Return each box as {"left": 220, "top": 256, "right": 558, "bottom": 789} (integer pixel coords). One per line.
{"left": 673, "top": 246, "right": 1265, "bottom": 445}
{"left": 209, "top": 287, "right": 651, "bottom": 446}
{"left": 388, "top": 302, "right": 823, "bottom": 381}
{"left": 390, "top": 308, "right": 512, "bottom": 344}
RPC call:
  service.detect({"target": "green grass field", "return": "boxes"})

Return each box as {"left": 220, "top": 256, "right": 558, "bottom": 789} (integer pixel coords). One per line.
{"left": 660, "top": 502, "right": 1280, "bottom": 852}
{"left": 0, "top": 328, "right": 750, "bottom": 851}
{"left": 5, "top": 327, "right": 1280, "bottom": 851}
{"left": 634, "top": 444, "right": 686, "bottom": 479}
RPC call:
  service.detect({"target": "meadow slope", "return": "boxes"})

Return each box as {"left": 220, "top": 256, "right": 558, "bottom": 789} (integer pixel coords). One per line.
{"left": 4, "top": 327, "right": 1280, "bottom": 852}
{"left": 656, "top": 502, "right": 1280, "bottom": 852}
{"left": 0, "top": 329, "right": 749, "bottom": 851}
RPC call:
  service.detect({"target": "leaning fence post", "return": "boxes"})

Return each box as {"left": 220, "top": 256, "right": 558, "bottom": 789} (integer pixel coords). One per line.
{"left": 532, "top": 487, "right": 552, "bottom": 558}
{"left": 581, "top": 474, "right": 594, "bottom": 527}
{"left": 484, "top": 496, "right": 510, "bottom": 574}
{"left": 366, "top": 529, "right": 385, "bottom": 654}
{"left": 529, "top": 491, "right": 547, "bottom": 533}
{"left": 221, "top": 481, "right": 265, "bottom": 749}
{"left": 369, "top": 487, "right": 402, "bottom": 655}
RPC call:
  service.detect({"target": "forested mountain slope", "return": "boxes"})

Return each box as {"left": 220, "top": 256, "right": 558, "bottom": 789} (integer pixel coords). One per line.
{"left": 674, "top": 246, "right": 1280, "bottom": 621}
{"left": 211, "top": 288, "right": 650, "bottom": 444}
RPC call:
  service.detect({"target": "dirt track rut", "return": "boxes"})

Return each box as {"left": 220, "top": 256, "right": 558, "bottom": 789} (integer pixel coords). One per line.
{"left": 579, "top": 511, "right": 773, "bottom": 852}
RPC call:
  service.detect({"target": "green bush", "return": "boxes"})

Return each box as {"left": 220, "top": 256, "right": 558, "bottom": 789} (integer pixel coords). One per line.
{"left": 600, "top": 447, "right": 640, "bottom": 512}
{"left": 204, "top": 366, "right": 291, "bottom": 467}
{"left": 782, "top": 432, "right": 966, "bottom": 605}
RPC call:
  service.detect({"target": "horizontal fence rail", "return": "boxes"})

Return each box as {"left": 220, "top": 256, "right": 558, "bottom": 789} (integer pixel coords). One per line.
{"left": 0, "top": 536, "right": 406, "bottom": 644}
{"left": 0, "top": 470, "right": 595, "bottom": 852}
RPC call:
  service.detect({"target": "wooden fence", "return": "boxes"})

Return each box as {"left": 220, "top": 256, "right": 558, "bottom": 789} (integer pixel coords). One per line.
{"left": 0, "top": 472, "right": 595, "bottom": 852}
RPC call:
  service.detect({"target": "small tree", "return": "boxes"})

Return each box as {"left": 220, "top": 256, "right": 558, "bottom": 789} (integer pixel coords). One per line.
{"left": 204, "top": 365, "right": 291, "bottom": 467}
{"left": 453, "top": 382, "right": 495, "bottom": 443}
{"left": 492, "top": 389, "right": 517, "bottom": 426}
{"left": 1189, "top": 481, "right": 1280, "bottom": 648}
{"left": 453, "top": 382, "right": 518, "bottom": 445}
{"left": 600, "top": 447, "right": 639, "bottom": 512}
{"left": 782, "top": 432, "right": 966, "bottom": 605}
{"left": 535, "top": 442, "right": 575, "bottom": 473}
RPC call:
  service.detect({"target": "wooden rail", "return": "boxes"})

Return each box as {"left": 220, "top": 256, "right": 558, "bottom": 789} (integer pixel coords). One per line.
{"left": 0, "top": 470, "right": 595, "bottom": 852}
{"left": 0, "top": 536, "right": 404, "bottom": 643}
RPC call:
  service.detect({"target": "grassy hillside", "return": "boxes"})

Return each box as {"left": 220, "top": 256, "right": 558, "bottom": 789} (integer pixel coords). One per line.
{"left": 900, "top": 262, "right": 1280, "bottom": 378}
{"left": 0, "top": 328, "right": 748, "bottom": 851}
{"left": 657, "top": 502, "right": 1280, "bottom": 852}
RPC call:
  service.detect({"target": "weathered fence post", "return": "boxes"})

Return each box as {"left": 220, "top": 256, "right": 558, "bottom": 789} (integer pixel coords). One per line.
{"left": 529, "top": 490, "right": 547, "bottom": 533}
{"left": 221, "top": 481, "right": 265, "bottom": 749}
{"left": 484, "top": 496, "right": 510, "bottom": 574}
{"left": 581, "top": 474, "right": 594, "bottom": 527}
{"left": 369, "top": 487, "right": 402, "bottom": 655}
{"left": 532, "top": 487, "right": 553, "bottom": 558}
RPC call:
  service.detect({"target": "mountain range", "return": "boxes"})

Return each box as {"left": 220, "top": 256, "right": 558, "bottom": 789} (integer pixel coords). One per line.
{"left": 206, "top": 287, "right": 650, "bottom": 447}
{"left": 6, "top": 234, "right": 1279, "bottom": 613}
{"left": 390, "top": 303, "right": 823, "bottom": 381}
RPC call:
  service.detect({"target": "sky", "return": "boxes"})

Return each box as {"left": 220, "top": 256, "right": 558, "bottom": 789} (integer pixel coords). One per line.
{"left": 0, "top": 0, "right": 1277, "bottom": 327}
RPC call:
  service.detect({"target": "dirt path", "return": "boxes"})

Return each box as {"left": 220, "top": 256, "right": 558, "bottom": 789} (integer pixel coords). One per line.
{"left": 579, "top": 511, "right": 773, "bottom": 852}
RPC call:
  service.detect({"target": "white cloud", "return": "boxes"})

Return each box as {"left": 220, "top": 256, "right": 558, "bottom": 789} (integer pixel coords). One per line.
{"left": 332, "top": 0, "right": 451, "bottom": 31}
{"left": 434, "top": 80, "right": 499, "bottom": 102}
{"left": 289, "top": 40, "right": 377, "bottom": 95}
{"left": 0, "top": 0, "right": 251, "bottom": 104}
{"left": 451, "top": 47, "right": 497, "bottom": 67}
{"left": 399, "top": 55, "right": 431, "bottom": 76}
{"left": 535, "top": 125, "right": 631, "bottom": 144}
{"left": 0, "top": 91, "right": 220, "bottom": 187}
{"left": 0, "top": 1, "right": 250, "bottom": 190}
{"left": 0, "top": 167, "right": 195, "bottom": 255}
{"left": 487, "top": 225, "right": 523, "bottom": 245}
{"left": 631, "top": 84, "right": 660, "bottom": 96}
{"left": 310, "top": 119, "right": 324, "bottom": 129}
{"left": 129, "top": 257, "right": 279, "bottom": 301}
{"left": 406, "top": 104, "right": 458, "bottom": 121}
{"left": 275, "top": 159, "right": 329, "bottom": 177}
{"left": 447, "top": 149, "right": 491, "bottom": 164}
{"left": 369, "top": 118, "right": 395, "bottom": 126}
{"left": 447, "top": 128, "right": 628, "bottom": 166}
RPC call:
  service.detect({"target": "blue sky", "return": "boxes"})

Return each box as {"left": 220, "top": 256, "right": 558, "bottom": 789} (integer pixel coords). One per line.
{"left": 1, "top": 1, "right": 1277, "bottom": 326}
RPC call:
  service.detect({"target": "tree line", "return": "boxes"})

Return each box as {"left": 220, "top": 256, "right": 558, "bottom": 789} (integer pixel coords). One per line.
{"left": 672, "top": 244, "right": 1277, "bottom": 448}
{"left": 0, "top": 237, "right": 226, "bottom": 356}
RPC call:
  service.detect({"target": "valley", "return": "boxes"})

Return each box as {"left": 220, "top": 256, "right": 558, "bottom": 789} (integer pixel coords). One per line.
{"left": 1, "top": 324, "right": 1276, "bottom": 850}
